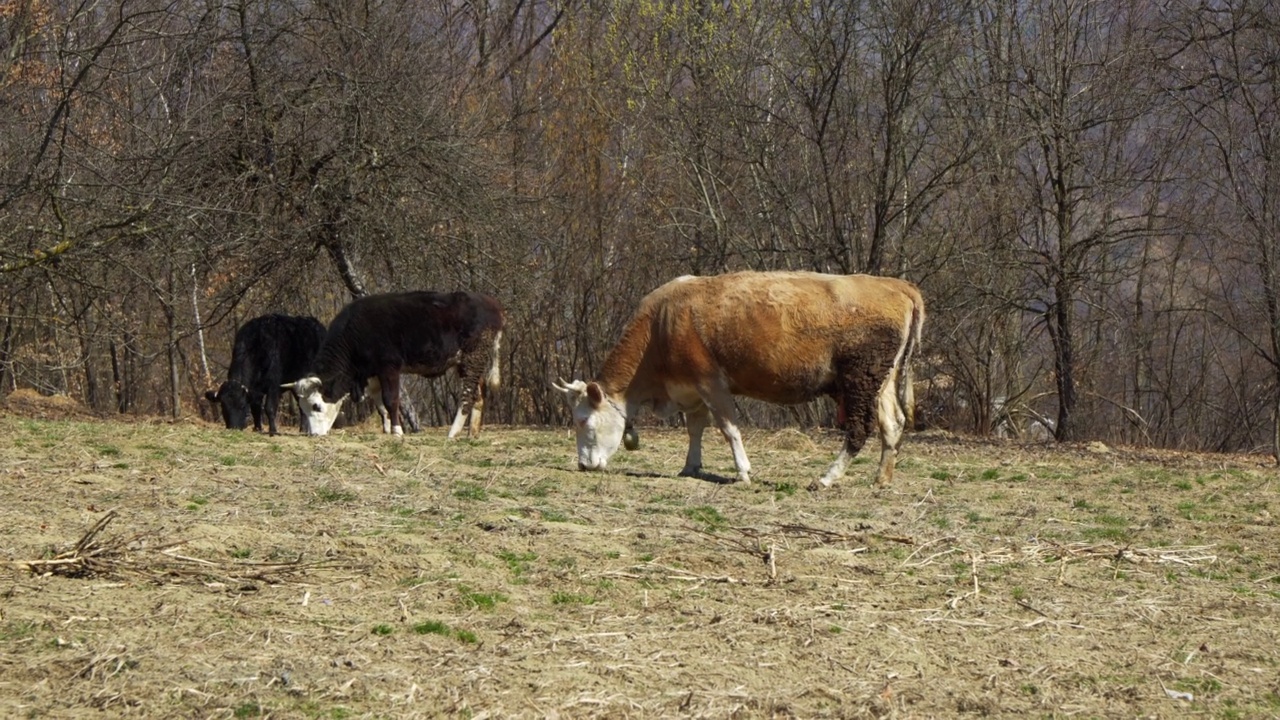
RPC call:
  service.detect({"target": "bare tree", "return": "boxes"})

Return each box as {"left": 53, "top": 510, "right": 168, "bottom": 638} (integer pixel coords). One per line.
{"left": 1167, "top": 0, "right": 1280, "bottom": 459}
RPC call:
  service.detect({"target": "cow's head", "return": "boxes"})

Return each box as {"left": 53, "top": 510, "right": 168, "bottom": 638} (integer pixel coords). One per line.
{"left": 554, "top": 379, "right": 638, "bottom": 470}
{"left": 284, "top": 376, "right": 347, "bottom": 436}
{"left": 205, "top": 381, "right": 250, "bottom": 430}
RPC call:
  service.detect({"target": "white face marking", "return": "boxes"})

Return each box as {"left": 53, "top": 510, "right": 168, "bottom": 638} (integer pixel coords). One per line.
{"left": 571, "top": 399, "right": 626, "bottom": 470}
{"left": 288, "top": 376, "right": 345, "bottom": 436}
{"left": 555, "top": 379, "right": 626, "bottom": 470}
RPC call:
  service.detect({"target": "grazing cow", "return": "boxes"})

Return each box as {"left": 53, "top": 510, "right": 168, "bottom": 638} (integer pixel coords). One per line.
{"left": 205, "top": 313, "right": 327, "bottom": 436}
{"left": 555, "top": 271, "right": 925, "bottom": 489}
{"left": 285, "top": 291, "right": 504, "bottom": 437}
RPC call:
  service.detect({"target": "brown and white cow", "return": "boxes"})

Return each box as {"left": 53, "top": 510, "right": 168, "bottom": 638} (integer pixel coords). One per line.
{"left": 286, "top": 291, "right": 504, "bottom": 437}
{"left": 555, "top": 271, "right": 924, "bottom": 489}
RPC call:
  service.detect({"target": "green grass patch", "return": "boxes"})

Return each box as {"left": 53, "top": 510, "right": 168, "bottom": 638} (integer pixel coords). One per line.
{"left": 1082, "top": 525, "right": 1130, "bottom": 542}
{"left": 550, "top": 590, "right": 596, "bottom": 605}
{"left": 0, "top": 620, "right": 39, "bottom": 641}
{"left": 411, "top": 619, "right": 477, "bottom": 644}
{"left": 454, "top": 483, "right": 488, "bottom": 501}
{"left": 413, "top": 620, "right": 451, "bottom": 636}
{"left": 457, "top": 585, "right": 507, "bottom": 611}
{"left": 540, "top": 509, "right": 570, "bottom": 522}
{"left": 497, "top": 550, "right": 537, "bottom": 578}
{"left": 773, "top": 481, "right": 798, "bottom": 498}
{"left": 314, "top": 484, "right": 356, "bottom": 504}
{"left": 683, "top": 505, "right": 728, "bottom": 530}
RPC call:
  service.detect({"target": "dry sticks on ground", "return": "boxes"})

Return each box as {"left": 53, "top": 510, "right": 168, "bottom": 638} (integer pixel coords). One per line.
{"left": 5, "top": 509, "right": 352, "bottom": 586}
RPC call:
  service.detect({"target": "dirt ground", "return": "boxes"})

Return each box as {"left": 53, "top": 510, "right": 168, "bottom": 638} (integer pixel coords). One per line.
{"left": 1, "top": 394, "right": 1278, "bottom": 718}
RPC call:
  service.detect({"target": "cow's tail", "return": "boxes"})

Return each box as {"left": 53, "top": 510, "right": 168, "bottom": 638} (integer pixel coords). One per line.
{"left": 895, "top": 295, "right": 925, "bottom": 429}
{"left": 484, "top": 329, "right": 503, "bottom": 395}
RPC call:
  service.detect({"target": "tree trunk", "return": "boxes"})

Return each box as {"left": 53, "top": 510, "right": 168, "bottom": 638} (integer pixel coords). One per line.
{"left": 1273, "top": 386, "right": 1280, "bottom": 467}
{"left": 0, "top": 312, "right": 13, "bottom": 394}
{"left": 1048, "top": 278, "right": 1077, "bottom": 442}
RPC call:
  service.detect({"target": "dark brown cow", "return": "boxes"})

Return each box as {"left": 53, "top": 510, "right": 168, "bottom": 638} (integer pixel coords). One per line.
{"left": 286, "top": 291, "right": 504, "bottom": 437}
{"left": 555, "top": 271, "right": 924, "bottom": 488}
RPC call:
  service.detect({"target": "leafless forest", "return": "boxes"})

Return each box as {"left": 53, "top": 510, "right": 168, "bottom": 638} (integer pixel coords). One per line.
{"left": 1, "top": 0, "right": 1277, "bottom": 456}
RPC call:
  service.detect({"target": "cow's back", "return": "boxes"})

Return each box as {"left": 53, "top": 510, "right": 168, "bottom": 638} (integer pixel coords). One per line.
{"left": 642, "top": 272, "right": 918, "bottom": 404}
{"left": 324, "top": 291, "right": 504, "bottom": 375}
{"left": 237, "top": 315, "right": 324, "bottom": 385}
{"left": 278, "top": 316, "right": 326, "bottom": 380}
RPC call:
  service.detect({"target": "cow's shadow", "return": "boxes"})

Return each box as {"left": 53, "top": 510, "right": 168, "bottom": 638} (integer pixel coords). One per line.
{"left": 620, "top": 470, "right": 738, "bottom": 485}
{"left": 621, "top": 470, "right": 673, "bottom": 480}
{"left": 692, "top": 471, "right": 738, "bottom": 486}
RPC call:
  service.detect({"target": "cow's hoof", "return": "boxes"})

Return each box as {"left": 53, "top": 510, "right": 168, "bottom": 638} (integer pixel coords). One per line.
{"left": 678, "top": 466, "right": 701, "bottom": 478}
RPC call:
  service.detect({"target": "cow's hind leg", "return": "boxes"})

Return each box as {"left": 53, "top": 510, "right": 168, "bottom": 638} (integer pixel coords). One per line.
{"left": 447, "top": 363, "right": 480, "bottom": 439}
{"left": 813, "top": 363, "right": 882, "bottom": 489}
{"left": 813, "top": 393, "right": 875, "bottom": 490}
{"left": 447, "top": 378, "right": 483, "bottom": 439}
{"left": 874, "top": 370, "right": 907, "bottom": 486}
{"left": 450, "top": 333, "right": 499, "bottom": 439}
{"left": 703, "top": 383, "right": 752, "bottom": 483}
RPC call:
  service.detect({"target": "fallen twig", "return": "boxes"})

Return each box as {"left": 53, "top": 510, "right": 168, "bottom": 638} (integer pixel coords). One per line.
{"left": 6, "top": 510, "right": 358, "bottom": 585}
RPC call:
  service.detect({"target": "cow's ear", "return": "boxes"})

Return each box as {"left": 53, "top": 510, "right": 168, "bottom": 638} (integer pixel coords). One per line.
{"left": 586, "top": 382, "right": 605, "bottom": 409}
{"left": 204, "top": 390, "right": 219, "bottom": 403}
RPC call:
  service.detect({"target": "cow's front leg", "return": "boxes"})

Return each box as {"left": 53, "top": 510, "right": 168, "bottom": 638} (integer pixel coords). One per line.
{"left": 264, "top": 387, "right": 281, "bottom": 436}
{"left": 380, "top": 373, "right": 404, "bottom": 436}
{"left": 680, "top": 405, "right": 710, "bottom": 478}
{"left": 250, "top": 395, "right": 265, "bottom": 433}
{"left": 293, "top": 393, "right": 312, "bottom": 434}
{"left": 368, "top": 377, "right": 391, "bottom": 433}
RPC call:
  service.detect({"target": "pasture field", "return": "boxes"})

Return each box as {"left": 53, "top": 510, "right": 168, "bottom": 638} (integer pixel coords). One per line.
{"left": 1, "top": 400, "right": 1279, "bottom": 718}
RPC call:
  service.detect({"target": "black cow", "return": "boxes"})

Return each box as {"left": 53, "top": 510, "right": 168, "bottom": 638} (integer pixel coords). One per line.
{"left": 205, "top": 313, "right": 326, "bottom": 435}
{"left": 285, "top": 291, "right": 504, "bottom": 437}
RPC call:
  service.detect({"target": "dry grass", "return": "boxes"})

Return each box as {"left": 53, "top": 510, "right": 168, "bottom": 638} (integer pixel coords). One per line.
{"left": 1, "top": 412, "right": 1278, "bottom": 718}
